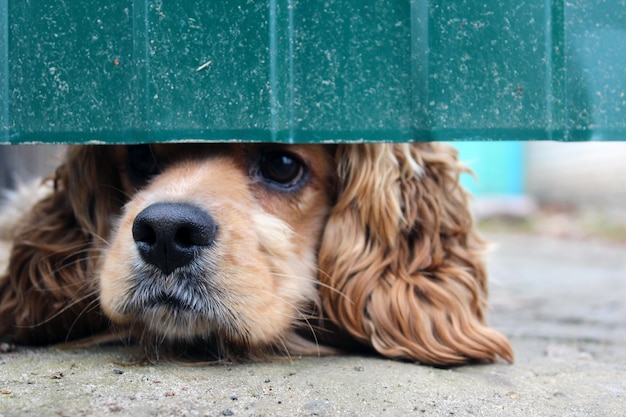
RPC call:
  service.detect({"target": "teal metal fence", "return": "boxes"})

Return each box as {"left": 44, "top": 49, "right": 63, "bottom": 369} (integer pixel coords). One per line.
{"left": 1, "top": 0, "right": 625, "bottom": 144}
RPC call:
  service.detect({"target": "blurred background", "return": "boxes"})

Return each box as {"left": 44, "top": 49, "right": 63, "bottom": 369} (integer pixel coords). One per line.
{"left": 457, "top": 141, "right": 626, "bottom": 243}
{"left": 2, "top": 142, "right": 626, "bottom": 243}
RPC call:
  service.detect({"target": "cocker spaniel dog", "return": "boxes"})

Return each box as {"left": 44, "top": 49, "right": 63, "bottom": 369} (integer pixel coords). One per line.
{"left": 0, "top": 143, "right": 513, "bottom": 366}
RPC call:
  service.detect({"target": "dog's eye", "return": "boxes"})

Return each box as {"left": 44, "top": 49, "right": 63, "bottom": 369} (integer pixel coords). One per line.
{"left": 127, "top": 145, "right": 160, "bottom": 184}
{"left": 259, "top": 151, "right": 305, "bottom": 188}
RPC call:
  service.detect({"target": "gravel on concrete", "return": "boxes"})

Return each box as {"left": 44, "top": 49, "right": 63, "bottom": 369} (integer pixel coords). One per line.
{"left": 1, "top": 233, "right": 625, "bottom": 417}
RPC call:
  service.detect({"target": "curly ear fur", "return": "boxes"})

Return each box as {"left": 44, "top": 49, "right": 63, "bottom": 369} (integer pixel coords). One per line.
{"left": 0, "top": 146, "right": 123, "bottom": 344}
{"left": 318, "top": 143, "right": 513, "bottom": 366}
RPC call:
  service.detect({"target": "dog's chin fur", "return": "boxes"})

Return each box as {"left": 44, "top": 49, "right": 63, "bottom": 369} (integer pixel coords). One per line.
{"left": 0, "top": 143, "right": 513, "bottom": 366}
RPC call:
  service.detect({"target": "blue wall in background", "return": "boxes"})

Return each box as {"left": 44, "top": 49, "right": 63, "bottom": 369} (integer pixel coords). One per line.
{"left": 453, "top": 141, "right": 525, "bottom": 197}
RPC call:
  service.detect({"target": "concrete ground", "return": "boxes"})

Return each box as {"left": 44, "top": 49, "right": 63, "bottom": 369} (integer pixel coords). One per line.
{"left": 0, "top": 232, "right": 625, "bottom": 417}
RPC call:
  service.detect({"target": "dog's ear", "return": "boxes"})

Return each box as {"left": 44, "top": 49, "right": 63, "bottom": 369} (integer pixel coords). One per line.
{"left": 318, "top": 143, "right": 513, "bottom": 365}
{"left": 0, "top": 146, "right": 124, "bottom": 344}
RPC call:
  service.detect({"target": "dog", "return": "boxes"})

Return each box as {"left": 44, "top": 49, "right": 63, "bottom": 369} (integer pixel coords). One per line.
{"left": 0, "top": 143, "right": 513, "bottom": 366}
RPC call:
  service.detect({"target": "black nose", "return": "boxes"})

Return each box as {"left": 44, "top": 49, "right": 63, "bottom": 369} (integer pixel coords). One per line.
{"left": 132, "top": 202, "right": 217, "bottom": 275}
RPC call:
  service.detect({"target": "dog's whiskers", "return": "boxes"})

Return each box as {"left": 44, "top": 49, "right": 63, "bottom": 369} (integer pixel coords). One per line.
{"left": 16, "top": 286, "right": 100, "bottom": 329}
{"left": 267, "top": 269, "right": 353, "bottom": 303}
{"left": 274, "top": 334, "right": 294, "bottom": 360}
{"left": 254, "top": 287, "right": 328, "bottom": 356}
{"left": 63, "top": 296, "right": 103, "bottom": 343}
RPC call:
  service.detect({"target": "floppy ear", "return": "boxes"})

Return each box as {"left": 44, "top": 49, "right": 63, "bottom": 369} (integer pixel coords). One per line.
{"left": 0, "top": 146, "right": 124, "bottom": 344}
{"left": 318, "top": 143, "right": 513, "bottom": 366}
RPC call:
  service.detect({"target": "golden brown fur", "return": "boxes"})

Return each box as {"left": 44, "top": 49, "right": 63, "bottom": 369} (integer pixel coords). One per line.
{"left": 0, "top": 143, "right": 513, "bottom": 365}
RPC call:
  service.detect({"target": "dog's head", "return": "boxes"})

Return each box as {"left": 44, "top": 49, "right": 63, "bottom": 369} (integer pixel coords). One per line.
{"left": 0, "top": 143, "right": 513, "bottom": 365}
{"left": 99, "top": 144, "right": 335, "bottom": 357}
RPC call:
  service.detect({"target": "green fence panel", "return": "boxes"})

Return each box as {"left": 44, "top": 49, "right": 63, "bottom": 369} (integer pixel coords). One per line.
{"left": 1, "top": 0, "right": 625, "bottom": 144}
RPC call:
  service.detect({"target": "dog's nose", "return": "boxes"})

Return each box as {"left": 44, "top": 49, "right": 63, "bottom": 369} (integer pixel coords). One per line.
{"left": 132, "top": 202, "right": 217, "bottom": 275}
